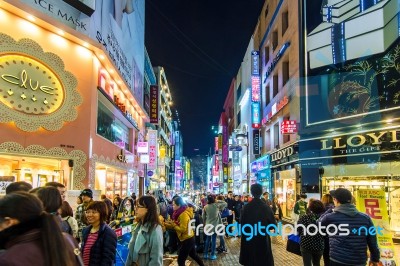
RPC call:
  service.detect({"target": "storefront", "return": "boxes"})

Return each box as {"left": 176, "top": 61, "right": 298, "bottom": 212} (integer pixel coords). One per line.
{"left": 0, "top": 2, "right": 147, "bottom": 198}
{"left": 270, "top": 142, "right": 300, "bottom": 220}
{"left": 0, "top": 155, "right": 71, "bottom": 194}
{"left": 300, "top": 128, "right": 400, "bottom": 240}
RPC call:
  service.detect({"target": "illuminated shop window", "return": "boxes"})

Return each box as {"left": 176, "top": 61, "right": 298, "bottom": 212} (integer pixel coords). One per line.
{"left": 97, "top": 101, "right": 130, "bottom": 151}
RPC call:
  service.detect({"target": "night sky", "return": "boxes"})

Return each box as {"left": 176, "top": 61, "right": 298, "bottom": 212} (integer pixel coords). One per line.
{"left": 145, "top": 0, "right": 265, "bottom": 157}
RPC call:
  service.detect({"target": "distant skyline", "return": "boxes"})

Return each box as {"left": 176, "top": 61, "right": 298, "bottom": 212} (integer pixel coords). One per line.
{"left": 145, "top": 0, "right": 265, "bottom": 157}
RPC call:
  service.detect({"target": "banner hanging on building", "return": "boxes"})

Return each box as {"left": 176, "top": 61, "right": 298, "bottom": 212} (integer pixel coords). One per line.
{"left": 150, "top": 85, "right": 159, "bottom": 124}
{"left": 147, "top": 130, "right": 158, "bottom": 170}
{"left": 356, "top": 189, "right": 397, "bottom": 265}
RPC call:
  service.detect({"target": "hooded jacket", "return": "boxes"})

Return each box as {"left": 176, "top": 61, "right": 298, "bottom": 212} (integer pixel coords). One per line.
{"left": 318, "top": 204, "right": 380, "bottom": 265}
{"left": 165, "top": 207, "right": 194, "bottom": 241}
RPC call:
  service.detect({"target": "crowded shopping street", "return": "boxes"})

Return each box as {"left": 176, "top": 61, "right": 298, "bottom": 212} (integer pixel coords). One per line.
{"left": 1, "top": 0, "right": 400, "bottom": 265}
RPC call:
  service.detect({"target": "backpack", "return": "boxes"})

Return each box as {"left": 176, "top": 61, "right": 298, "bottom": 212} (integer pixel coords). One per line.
{"left": 61, "top": 217, "right": 73, "bottom": 235}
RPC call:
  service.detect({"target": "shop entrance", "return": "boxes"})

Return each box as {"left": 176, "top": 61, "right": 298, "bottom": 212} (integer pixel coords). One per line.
{"left": 95, "top": 163, "right": 128, "bottom": 199}
{"left": 0, "top": 154, "right": 70, "bottom": 192}
{"left": 321, "top": 162, "right": 400, "bottom": 240}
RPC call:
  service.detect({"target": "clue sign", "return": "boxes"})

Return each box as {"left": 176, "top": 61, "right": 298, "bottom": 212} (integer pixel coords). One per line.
{"left": 281, "top": 120, "right": 297, "bottom": 134}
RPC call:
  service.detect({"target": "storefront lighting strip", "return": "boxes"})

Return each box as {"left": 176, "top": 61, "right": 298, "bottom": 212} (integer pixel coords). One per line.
{"left": 299, "top": 125, "right": 400, "bottom": 142}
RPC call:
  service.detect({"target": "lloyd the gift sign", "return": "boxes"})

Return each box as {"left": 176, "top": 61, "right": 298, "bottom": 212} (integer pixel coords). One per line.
{"left": 281, "top": 120, "right": 297, "bottom": 134}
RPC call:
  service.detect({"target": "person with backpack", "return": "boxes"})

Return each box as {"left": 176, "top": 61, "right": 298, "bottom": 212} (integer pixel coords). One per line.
{"left": 215, "top": 195, "right": 228, "bottom": 253}
{"left": 60, "top": 201, "right": 79, "bottom": 238}
{"left": 297, "top": 200, "right": 326, "bottom": 266}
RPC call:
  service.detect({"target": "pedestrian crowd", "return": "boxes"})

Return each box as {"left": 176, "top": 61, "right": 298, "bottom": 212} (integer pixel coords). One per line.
{"left": 0, "top": 181, "right": 382, "bottom": 266}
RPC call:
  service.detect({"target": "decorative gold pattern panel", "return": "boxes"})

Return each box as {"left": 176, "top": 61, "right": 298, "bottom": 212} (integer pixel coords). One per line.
{"left": 0, "top": 141, "right": 86, "bottom": 189}
{"left": 0, "top": 33, "right": 82, "bottom": 132}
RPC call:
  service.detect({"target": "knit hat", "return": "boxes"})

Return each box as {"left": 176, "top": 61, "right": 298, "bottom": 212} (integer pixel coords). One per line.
{"left": 330, "top": 188, "right": 352, "bottom": 204}
{"left": 80, "top": 188, "right": 93, "bottom": 198}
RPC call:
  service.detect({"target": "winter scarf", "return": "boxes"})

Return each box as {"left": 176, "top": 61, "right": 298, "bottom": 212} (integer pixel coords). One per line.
{"left": 172, "top": 206, "right": 187, "bottom": 224}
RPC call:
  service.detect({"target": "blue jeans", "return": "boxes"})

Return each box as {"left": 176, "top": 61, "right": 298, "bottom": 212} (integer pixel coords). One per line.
{"left": 204, "top": 233, "right": 217, "bottom": 256}
{"left": 219, "top": 235, "right": 225, "bottom": 249}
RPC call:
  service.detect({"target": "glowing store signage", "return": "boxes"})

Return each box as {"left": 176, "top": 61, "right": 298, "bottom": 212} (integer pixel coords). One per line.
{"left": 137, "top": 142, "right": 148, "bottom": 153}
{"left": 281, "top": 120, "right": 298, "bottom": 134}
{"left": 263, "top": 95, "right": 289, "bottom": 124}
{"left": 147, "top": 130, "right": 158, "bottom": 170}
{"left": 0, "top": 54, "right": 64, "bottom": 114}
{"left": 150, "top": 85, "right": 159, "bottom": 124}
{"left": 251, "top": 102, "right": 261, "bottom": 128}
{"left": 251, "top": 76, "right": 261, "bottom": 102}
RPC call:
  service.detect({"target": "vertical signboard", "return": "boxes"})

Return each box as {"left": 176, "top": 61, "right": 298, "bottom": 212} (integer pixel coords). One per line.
{"left": 251, "top": 102, "right": 261, "bottom": 128}
{"left": 147, "top": 130, "right": 157, "bottom": 170}
{"left": 251, "top": 50, "right": 261, "bottom": 129}
{"left": 223, "top": 166, "right": 228, "bottom": 182}
{"left": 253, "top": 129, "right": 260, "bottom": 155}
{"left": 251, "top": 50, "right": 260, "bottom": 76}
{"left": 215, "top": 137, "right": 219, "bottom": 152}
{"left": 356, "top": 190, "right": 397, "bottom": 265}
{"left": 251, "top": 76, "right": 261, "bottom": 102}
{"left": 170, "top": 145, "right": 175, "bottom": 172}
{"left": 150, "top": 85, "right": 159, "bottom": 124}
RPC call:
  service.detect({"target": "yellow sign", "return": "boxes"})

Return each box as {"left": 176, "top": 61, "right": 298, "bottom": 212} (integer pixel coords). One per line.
{"left": 159, "top": 146, "right": 166, "bottom": 158}
{"left": 356, "top": 189, "right": 398, "bottom": 265}
{"left": 0, "top": 54, "right": 64, "bottom": 114}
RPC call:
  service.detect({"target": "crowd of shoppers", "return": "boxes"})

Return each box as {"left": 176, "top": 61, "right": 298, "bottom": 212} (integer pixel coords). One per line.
{"left": 0, "top": 180, "right": 383, "bottom": 266}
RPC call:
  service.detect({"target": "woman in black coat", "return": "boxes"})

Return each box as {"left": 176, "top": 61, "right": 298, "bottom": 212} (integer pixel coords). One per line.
{"left": 239, "top": 184, "right": 276, "bottom": 266}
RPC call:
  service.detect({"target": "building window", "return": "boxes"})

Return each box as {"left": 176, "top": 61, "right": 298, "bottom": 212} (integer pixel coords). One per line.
{"left": 272, "top": 30, "right": 278, "bottom": 51}
{"left": 273, "top": 123, "right": 280, "bottom": 149}
{"left": 97, "top": 101, "right": 131, "bottom": 151}
{"left": 237, "top": 83, "right": 242, "bottom": 103}
{"left": 273, "top": 75, "right": 279, "bottom": 97}
{"left": 283, "top": 61, "right": 289, "bottom": 86}
{"left": 265, "top": 5, "right": 269, "bottom": 18}
{"left": 265, "top": 85, "right": 270, "bottom": 106}
{"left": 264, "top": 129, "right": 271, "bottom": 152}
{"left": 264, "top": 46, "right": 270, "bottom": 65}
{"left": 237, "top": 110, "right": 241, "bottom": 126}
{"left": 282, "top": 11, "right": 288, "bottom": 36}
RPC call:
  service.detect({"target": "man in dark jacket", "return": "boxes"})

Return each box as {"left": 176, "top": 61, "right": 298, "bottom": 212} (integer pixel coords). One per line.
{"left": 318, "top": 188, "right": 380, "bottom": 266}
{"left": 239, "top": 184, "right": 276, "bottom": 266}
{"left": 226, "top": 191, "right": 235, "bottom": 234}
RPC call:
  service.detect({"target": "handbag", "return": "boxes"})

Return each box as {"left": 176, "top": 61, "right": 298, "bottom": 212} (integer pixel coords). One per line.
{"left": 286, "top": 234, "right": 301, "bottom": 256}
{"left": 63, "top": 233, "right": 84, "bottom": 266}
{"left": 220, "top": 207, "right": 230, "bottom": 218}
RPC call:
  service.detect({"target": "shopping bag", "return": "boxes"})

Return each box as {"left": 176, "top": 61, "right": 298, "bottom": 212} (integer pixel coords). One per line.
{"left": 286, "top": 234, "right": 301, "bottom": 256}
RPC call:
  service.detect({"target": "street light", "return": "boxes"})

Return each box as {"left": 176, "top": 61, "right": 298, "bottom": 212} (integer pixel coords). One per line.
{"left": 236, "top": 131, "right": 250, "bottom": 194}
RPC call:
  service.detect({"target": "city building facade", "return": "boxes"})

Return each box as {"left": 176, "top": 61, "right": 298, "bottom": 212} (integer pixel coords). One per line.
{"left": 0, "top": 1, "right": 148, "bottom": 203}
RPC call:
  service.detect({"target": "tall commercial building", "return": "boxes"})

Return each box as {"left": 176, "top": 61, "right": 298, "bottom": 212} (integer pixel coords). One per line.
{"left": 0, "top": 1, "right": 147, "bottom": 202}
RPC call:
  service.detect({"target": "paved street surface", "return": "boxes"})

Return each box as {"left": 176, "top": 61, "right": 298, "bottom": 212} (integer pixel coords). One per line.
{"left": 163, "top": 235, "right": 304, "bottom": 266}
{"left": 164, "top": 237, "right": 400, "bottom": 265}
